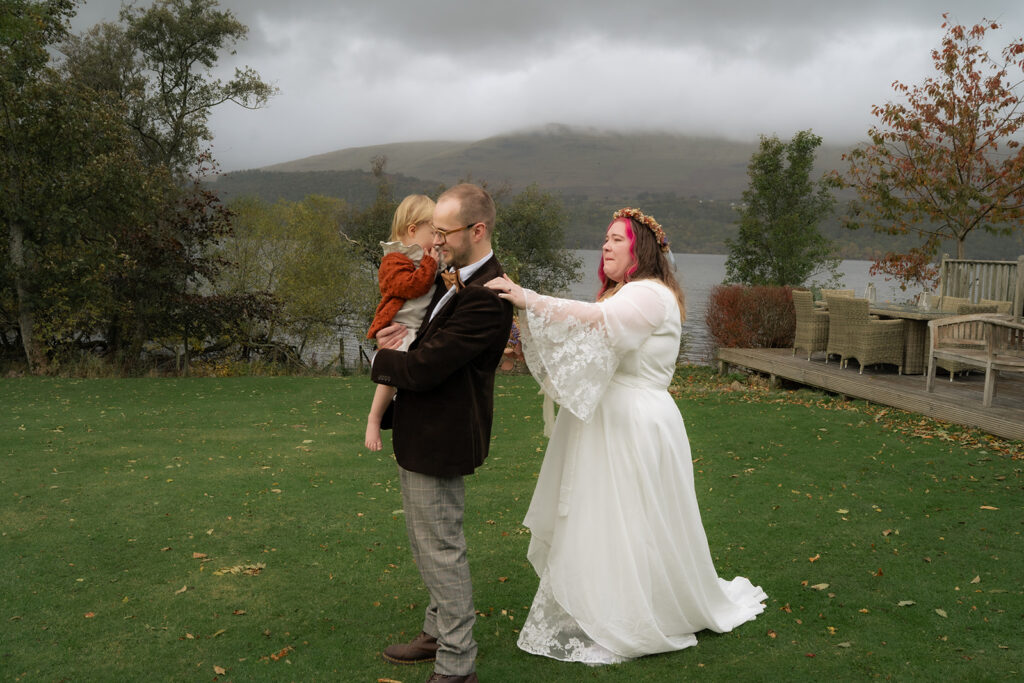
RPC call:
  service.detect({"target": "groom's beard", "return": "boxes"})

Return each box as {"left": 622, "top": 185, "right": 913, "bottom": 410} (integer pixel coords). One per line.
{"left": 440, "top": 238, "right": 473, "bottom": 271}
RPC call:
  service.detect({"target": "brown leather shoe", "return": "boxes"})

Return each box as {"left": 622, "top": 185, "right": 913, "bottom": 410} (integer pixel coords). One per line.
{"left": 382, "top": 631, "right": 439, "bottom": 665}
{"left": 426, "top": 673, "right": 478, "bottom": 683}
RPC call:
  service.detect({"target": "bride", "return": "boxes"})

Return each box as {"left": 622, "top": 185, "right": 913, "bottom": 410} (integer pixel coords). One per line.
{"left": 486, "top": 208, "right": 767, "bottom": 664}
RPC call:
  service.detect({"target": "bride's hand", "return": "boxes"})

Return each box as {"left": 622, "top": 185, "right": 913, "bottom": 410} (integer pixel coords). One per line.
{"left": 484, "top": 274, "right": 526, "bottom": 309}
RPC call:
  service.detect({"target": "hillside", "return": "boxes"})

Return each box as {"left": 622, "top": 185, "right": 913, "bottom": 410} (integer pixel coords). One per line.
{"left": 255, "top": 124, "right": 851, "bottom": 200}
{"left": 211, "top": 125, "right": 1023, "bottom": 261}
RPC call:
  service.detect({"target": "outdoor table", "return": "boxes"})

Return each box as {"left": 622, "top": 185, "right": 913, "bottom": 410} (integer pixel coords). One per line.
{"left": 868, "top": 303, "right": 951, "bottom": 374}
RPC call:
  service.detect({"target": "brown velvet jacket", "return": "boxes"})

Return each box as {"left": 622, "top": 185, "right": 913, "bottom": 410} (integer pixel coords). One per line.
{"left": 371, "top": 255, "right": 513, "bottom": 477}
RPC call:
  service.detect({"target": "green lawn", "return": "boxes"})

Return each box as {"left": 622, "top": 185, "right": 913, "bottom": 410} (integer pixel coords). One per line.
{"left": 1, "top": 372, "right": 1021, "bottom": 682}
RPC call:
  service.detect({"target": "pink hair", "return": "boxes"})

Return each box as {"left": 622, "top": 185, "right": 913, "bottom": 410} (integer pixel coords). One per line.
{"left": 596, "top": 218, "right": 638, "bottom": 299}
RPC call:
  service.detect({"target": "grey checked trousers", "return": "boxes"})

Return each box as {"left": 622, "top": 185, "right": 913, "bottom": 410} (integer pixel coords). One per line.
{"left": 399, "top": 466, "right": 477, "bottom": 675}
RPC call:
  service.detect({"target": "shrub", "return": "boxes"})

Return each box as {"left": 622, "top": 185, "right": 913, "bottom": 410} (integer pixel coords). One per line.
{"left": 705, "top": 285, "right": 795, "bottom": 349}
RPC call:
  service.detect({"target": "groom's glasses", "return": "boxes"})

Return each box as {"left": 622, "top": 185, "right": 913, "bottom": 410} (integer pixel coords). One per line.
{"left": 431, "top": 222, "right": 475, "bottom": 244}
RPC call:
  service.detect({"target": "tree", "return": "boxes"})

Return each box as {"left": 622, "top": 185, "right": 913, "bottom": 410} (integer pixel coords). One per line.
{"left": 103, "top": 162, "right": 253, "bottom": 370}
{"left": 495, "top": 183, "right": 582, "bottom": 294}
{"left": 3, "top": 1, "right": 275, "bottom": 372}
{"left": 341, "top": 156, "right": 399, "bottom": 272}
{"left": 1, "top": 0, "right": 73, "bottom": 370}
{"left": 61, "top": 0, "right": 276, "bottom": 175}
{"left": 725, "top": 130, "right": 840, "bottom": 287}
{"left": 1, "top": 0, "right": 153, "bottom": 371}
{"left": 841, "top": 14, "right": 1024, "bottom": 288}
{"left": 55, "top": 0, "right": 276, "bottom": 368}
{"left": 221, "top": 195, "right": 376, "bottom": 366}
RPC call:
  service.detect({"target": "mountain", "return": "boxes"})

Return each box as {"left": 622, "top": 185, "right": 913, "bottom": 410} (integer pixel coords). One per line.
{"left": 255, "top": 124, "right": 851, "bottom": 200}
{"left": 211, "top": 125, "right": 1022, "bottom": 260}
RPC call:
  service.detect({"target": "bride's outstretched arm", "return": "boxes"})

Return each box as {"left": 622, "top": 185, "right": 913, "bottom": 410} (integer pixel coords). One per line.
{"left": 484, "top": 276, "right": 668, "bottom": 421}
{"left": 485, "top": 275, "right": 668, "bottom": 348}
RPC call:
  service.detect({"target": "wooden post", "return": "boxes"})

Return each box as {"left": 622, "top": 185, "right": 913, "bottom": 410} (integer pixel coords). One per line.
{"left": 1016, "top": 255, "right": 1024, "bottom": 317}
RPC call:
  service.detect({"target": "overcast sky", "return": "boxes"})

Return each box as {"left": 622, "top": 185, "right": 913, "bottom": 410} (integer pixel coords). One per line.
{"left": 68, "top": 0, "right": 1024, "bottom": 172}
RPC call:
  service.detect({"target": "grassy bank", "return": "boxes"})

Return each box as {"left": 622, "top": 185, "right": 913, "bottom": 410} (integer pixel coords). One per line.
{"left": 1, "top": 372, "right": 1021, "bottom": 681}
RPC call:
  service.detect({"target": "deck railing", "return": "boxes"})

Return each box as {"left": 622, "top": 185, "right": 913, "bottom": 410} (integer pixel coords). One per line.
{"left": 938, "top": 254, "right": 1024, "bottom": 316}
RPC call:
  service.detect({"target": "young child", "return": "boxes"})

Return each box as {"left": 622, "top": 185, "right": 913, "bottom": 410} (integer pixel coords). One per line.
{"left": 364, "top": 194, "right": 439, "bottom": 451}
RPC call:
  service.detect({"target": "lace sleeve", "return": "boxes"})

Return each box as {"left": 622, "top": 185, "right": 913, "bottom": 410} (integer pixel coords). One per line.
{"left": 519, "top": 281, "right": 668, "bottom": 421}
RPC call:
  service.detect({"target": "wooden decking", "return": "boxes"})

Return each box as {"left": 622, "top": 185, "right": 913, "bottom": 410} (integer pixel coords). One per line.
{"left": 717, "top": 347, "right": 1024, "bottom": 441}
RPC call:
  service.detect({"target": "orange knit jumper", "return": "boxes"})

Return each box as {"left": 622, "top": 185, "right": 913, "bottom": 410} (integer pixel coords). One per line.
{"left": 366, "top": 251, "right": 438, "bottom": 340}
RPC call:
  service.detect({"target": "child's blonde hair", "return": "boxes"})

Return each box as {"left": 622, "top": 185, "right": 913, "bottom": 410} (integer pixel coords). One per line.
{"left": 390, "top": 194, "right": 436, "bottom": 241}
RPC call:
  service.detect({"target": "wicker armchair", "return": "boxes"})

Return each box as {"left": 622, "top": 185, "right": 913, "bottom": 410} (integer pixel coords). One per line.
{"left": 815, "top": 288, "right": 854, "bottom": 309}
{"left": 827, "top": 296, "right": 906, "bottom": 374}
{"left": 792, "top": 290, "right": 829, "bottom": 360}
{"left": 979, "top": 298, "right": 1013, "bottom": 315}
{"left": 939, "top": 296, "right": 970, "bottom": 313}
{"left": 824, "top": 295, "right": 852, "bottom": 364}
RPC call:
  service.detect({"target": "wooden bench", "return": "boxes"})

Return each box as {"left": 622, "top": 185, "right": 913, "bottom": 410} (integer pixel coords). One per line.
{"left": 926, "top": 314, "right": 1024, "bottom": 407}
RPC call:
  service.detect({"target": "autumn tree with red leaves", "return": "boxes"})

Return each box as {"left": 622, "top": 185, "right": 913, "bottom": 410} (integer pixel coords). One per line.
{"left": 840, "top": 14, "right": 1024, "bottom": 289}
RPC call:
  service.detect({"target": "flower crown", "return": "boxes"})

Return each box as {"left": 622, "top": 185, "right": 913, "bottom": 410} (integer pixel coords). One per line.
{"left": 613, "top": 207, "right": 670, "bottom": 252}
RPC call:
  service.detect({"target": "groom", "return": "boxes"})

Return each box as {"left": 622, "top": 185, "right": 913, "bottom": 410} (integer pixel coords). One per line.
{"left": 372, "top": 183, "right": 513, "bottom": 683}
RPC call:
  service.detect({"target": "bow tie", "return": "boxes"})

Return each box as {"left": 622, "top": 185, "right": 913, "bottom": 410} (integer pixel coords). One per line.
{"left": 441, "top": 269, "right": 465, "bottom": 291}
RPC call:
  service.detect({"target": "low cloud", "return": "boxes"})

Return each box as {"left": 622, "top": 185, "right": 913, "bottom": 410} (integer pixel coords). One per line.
{"left": 68, "top": 0, "right": 1024, "bottom": 170}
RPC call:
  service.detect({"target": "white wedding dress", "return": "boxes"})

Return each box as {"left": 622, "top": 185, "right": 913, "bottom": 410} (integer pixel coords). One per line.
{"left": 515, "top": 279, "right": 767, "bottom": 664}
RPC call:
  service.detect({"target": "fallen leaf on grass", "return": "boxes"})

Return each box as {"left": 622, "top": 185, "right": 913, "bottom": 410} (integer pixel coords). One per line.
{"left": 979, "top": 505, "right": 998, "bottom": 510}
{"left": 174, "top": 585, "right": 188, "bottom": 595}
{"left": 767, "top": 629, "right": 777, "bottom": 639}
{"left": 897, "top": 600, "right": 915, "bottom": 607}
{"left": 233, "top": 610, "right": 246, "bottom": 616}
{"left": 211, "top": 629, "right": 227, "bottom": 638}
{"left": 970, "top": 576, "right": 981, "bottom": 584}
{"left": 213, "top": 665, "right": 227, "bottom": 675}
{"left": 192, "top": 552, "right": 208, "bottom": 559}
{"left": 213, "top": 563, "right": 265, "bottom": 576}
{"left": 935, "top": 609, "right": 948, "bottom": 618}
{"left": 836, "top": 642, "right": 852, "bottom": 648}
{"left": 262, "top": 645, "right": 294, "bottom": 662}
{"left": 808, "top": 554, "right": 820, "bottom": 563}
{"left": 810, "top": 583, "right": 829, "bottom": 591}
{"left": 377, "top": 679, "right": 403, "bottom": 683}
{"left": 84, "top": 612, "right": 95, "bottom": 619}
